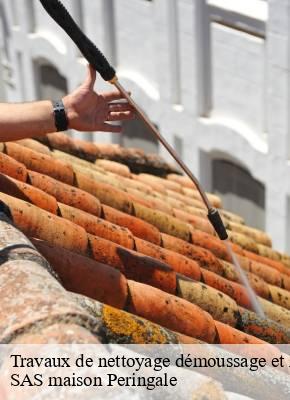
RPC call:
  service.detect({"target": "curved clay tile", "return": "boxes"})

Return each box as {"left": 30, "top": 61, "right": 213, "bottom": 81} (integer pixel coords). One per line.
{"left": 32, "top": 238, "right": 129, "bottom": 310}
{"left": 258, "top": 298, "right": 290, "bottom": 329}
{"left": 132, "top": 202, "right": 191, "bottom": 241}
{"left": 58, "top": 202, "right": 135, "bottom": 249}
{"left": 28, "top": 170, "right": 101, "bottom": 216}
{"left": 176, "top": 275, "right": 239, "bottom": 327}
{"left": 166, "top": 173, "right": 197, "bottom": 189}
{"left": 127, "top": 280, "right": 217, "bottom": 343}
{"left": 226, "top": 220, "right": 272, "bottom": 247}
{"left": 0, "top": 151, "right": 27, "bottom": 182}
{"left": 73, "top": 293, "right": 181, "bottom": 344}
{"left": 236, "top": 254, "right": 283, "bottom": 287}
{"left": 173, "top": 208, "right": 215, "bottom": 235}
{"left": 101, "top": 204, "right": 162, "bottom": 245}
{"left": 5, "top": 142, "right": 74, "bottom": 184}
{"left": 88, "top": 234, "right": 177, "bottom": 294}
{"left": 0, "top": 192, "right": 88, "bottom": 254}
{"left": 0, "top": 173, "right": 58, "bottom": 214}
{"left": 16, "top": 138, "right": 51, "bottom": 155}
{"left": 75, "top": 171, "right": 134, "bottom": 214}
{"left": 134, "top": 237, "right": 201, "bottom": 281}
{"left": 95, "top": 159, "right": 131, "bottom": 177}
{"left": 214, "top": 321, "right": 267, "bottom": 344}
{"left": 238, "top": 307, "right": 290, "bottom": 344}
{"left": 227, "top": 230, "right": 259, "bottom": 253}
{"left": 244, "top": 250, "right": 290, "bottom": 277}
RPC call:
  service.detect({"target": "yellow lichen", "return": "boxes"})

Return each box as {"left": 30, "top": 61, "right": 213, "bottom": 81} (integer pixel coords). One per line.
{"left": 102, "top": 305, "right": 171, "bottom": 344}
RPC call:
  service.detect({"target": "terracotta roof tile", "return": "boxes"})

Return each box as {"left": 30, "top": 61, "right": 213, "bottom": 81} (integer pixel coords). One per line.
{"left": 5, "top": 142, "right": 74, "bottom": 184}
{"left": 1, "top": 135, "right": 290, "bottom": 345}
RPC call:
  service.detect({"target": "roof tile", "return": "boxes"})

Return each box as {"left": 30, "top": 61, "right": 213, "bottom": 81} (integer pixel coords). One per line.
{"left": 0, "top": 192, "right": 88, "bottom": 254}
{"left": 5, "top": 142, "right": 74, "bottom": 184}
{"left": 28, "top": 170, "right": 102, "bottom": 216}
{"left": 0, "top": 172, "right": 58, "bottom": 214}
{"left": 127, "top": 280, "right": 217, "bottom": 343}
{"left": 32, "top": 238, "right": 128, "bottom": 310}
{"left": 0, "top": 151, "right": 27, "bottom": 182}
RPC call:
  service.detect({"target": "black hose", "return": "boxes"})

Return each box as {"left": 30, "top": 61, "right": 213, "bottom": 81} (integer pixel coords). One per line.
{"left": 38, "top": 0, "right": 116, "bottom": 81}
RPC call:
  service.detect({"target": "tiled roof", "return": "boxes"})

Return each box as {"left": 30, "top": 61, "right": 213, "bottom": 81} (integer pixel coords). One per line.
{"left": 0, "top": 132, "right": 290, "bottom": 345}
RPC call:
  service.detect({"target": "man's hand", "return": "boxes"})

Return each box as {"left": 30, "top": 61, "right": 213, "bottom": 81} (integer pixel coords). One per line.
{"left": 63, "top": 64, "right": 134, "bottom": 133}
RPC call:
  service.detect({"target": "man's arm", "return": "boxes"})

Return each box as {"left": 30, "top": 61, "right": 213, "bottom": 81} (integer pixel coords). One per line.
{"left": 0, "top": 64, "right": 134, "bottom": 142}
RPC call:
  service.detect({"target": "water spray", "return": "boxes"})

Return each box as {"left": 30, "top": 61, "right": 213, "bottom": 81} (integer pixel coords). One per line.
{"left": 39, "top": 0, "right": 264, "bottom": 317}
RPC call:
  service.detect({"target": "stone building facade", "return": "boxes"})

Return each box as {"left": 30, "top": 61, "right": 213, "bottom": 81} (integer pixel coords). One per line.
{"left": 0, "top": 0, "right": 289, "bottom": 251}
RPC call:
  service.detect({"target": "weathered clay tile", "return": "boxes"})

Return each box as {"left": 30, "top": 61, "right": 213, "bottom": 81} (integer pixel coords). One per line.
{"left": 52, "top": 148, "right": 104, "bottom": 173}
{"left": 190, "top": 230, "right": 237, "bottom": 261}
{"left": 256, "top": 243, "right": 282, "bottom": 261}
{"left": 0, "top": 259, "right": 98, "bottom": 343}
{"left": 134, "top": 237, "right": 202, "bottom": 280}
{"left": 58, "top": 202, "right": 134, "bottom": 249}
{"left": 176, "top": 275, "right": 239, "bottom": 327}
{"left": 95, "top": 159, "right": 131, "bottom": 177}
{"left": 181, "top": 186, "right": 207, "bottom": 202}
{"left": 133, "top": 202, "right": 192, "bottom": 241}
{"left": 201, "top": 269, "right": 253, "bottom": 310}
{"left": 236, "top": 254, "right": 283, "bottom": 287}
{"left": 127, "top": 188, "right": 174, "bottom": 214}
{"left": 166, "top": 188, "right": 205, "bottom": 208}
{"left": 226, "top": 220, "right": 272, "bottom": 247}
{"left": 282, "top": 253, "right": 290, "bottom": 268}
{"left": 0, "top": 193, "right": 88, "bottom": 254}
{"left": 220, "top": 209, "right": 245, "bottom": 225}
{"left": 218, "top": 259, "right": 240, "bottom": 282}
{"left": 73, "top": 294, "right": 180, "bottom": 344}
{"left": 244, "top": 249, "right": 290, "bottom": 277}
{"left": 5, "top": 142, "right": 74, "bottom": 184}
{"left": 127, "top": 280, "right": 217, "bottom": 343}
{"left": 268, "top": 285, "right": 290, "bottom": 310}
{"left": 183, "top": 205, "right": 208, "bottom": 219}
{"left": 246, "top": 272, "right": 271, "bottom": 300}
{"left": 101, "top": 204, "right": 162, "bottom": 245}
{"left": 88, "top": 234, "right": 177, "bottom": 294}
{"left": 32, "top": 238, "right": 128, "bottom": 310}
{"left": 173, "top": 209, "right": 215, "bottom": 235}
{"left": 137, "top": 173, "right": 183, "bottom": 192}
{"left": 214, "top": 321, "right": 266, "bottom": 344}
{"left": 75, "top": 171, "right": 134, "bottom": 214}
{"left": 258, "top": 298, "right": 290, "bottom": 328}
{"left": 28, "top": 170, "right": 101, "bottom": 216}
{"left": 16, "top": 138, "right": 51, "bottom": 155}
{"left": 133, "top": 173, "right": 167, "bottom": 193}
{"left": 166, "top": 173, "right": 197, "bottom": 189}
{"left": 238, "top": 307, "right": 290, "bottom": 344}
{"left": 45, "top": 132, "right": 99, "bottom": 161}
{"left": 227, "top": 230, "right": 259, "bottom": 253}
{"left": 0, "top": 151, "right": 27, "bottom": 182}
{"left": 161, "top": 233, "right": 225, "bottom": 275}
{"left": 0, "top": 173, "right": 58, "bottom": 214}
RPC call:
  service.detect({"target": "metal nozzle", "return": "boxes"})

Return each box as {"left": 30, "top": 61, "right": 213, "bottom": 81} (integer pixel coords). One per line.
{"left": 208, "top": 208, "right": 228, "bottom": 240}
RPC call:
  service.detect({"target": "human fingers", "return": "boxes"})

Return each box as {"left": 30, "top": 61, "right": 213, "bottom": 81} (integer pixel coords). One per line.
{"left": 106, "top": 111, "right": 135, "bottom": 122}
{"left": 108, "top": 103, "right": 134, "bottom": 113}
{"left": 102, "top": 90, "right": 131, "bottom": 102}
{"left": 97, "top": 123, "right": 122, "bottom": 133}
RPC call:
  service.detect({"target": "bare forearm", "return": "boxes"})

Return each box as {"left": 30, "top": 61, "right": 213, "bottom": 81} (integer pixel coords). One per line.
{"left": 0, "top": 101, "right": 56, "bottom": 142}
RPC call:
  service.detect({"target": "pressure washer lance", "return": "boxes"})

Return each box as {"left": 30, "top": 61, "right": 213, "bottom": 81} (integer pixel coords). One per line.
{"left": 39, "top": 0, "right": 228, "bottom": 241}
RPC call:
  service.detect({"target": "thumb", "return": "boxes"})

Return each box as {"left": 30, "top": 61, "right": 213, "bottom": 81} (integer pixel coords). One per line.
{"left": 83, "top": 64, "right": 96, "bottom": 90}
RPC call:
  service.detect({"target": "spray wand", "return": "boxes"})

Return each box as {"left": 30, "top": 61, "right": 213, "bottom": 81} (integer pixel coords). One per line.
{"left": 39, "top": 0, "right": 228, "bottom": 241}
